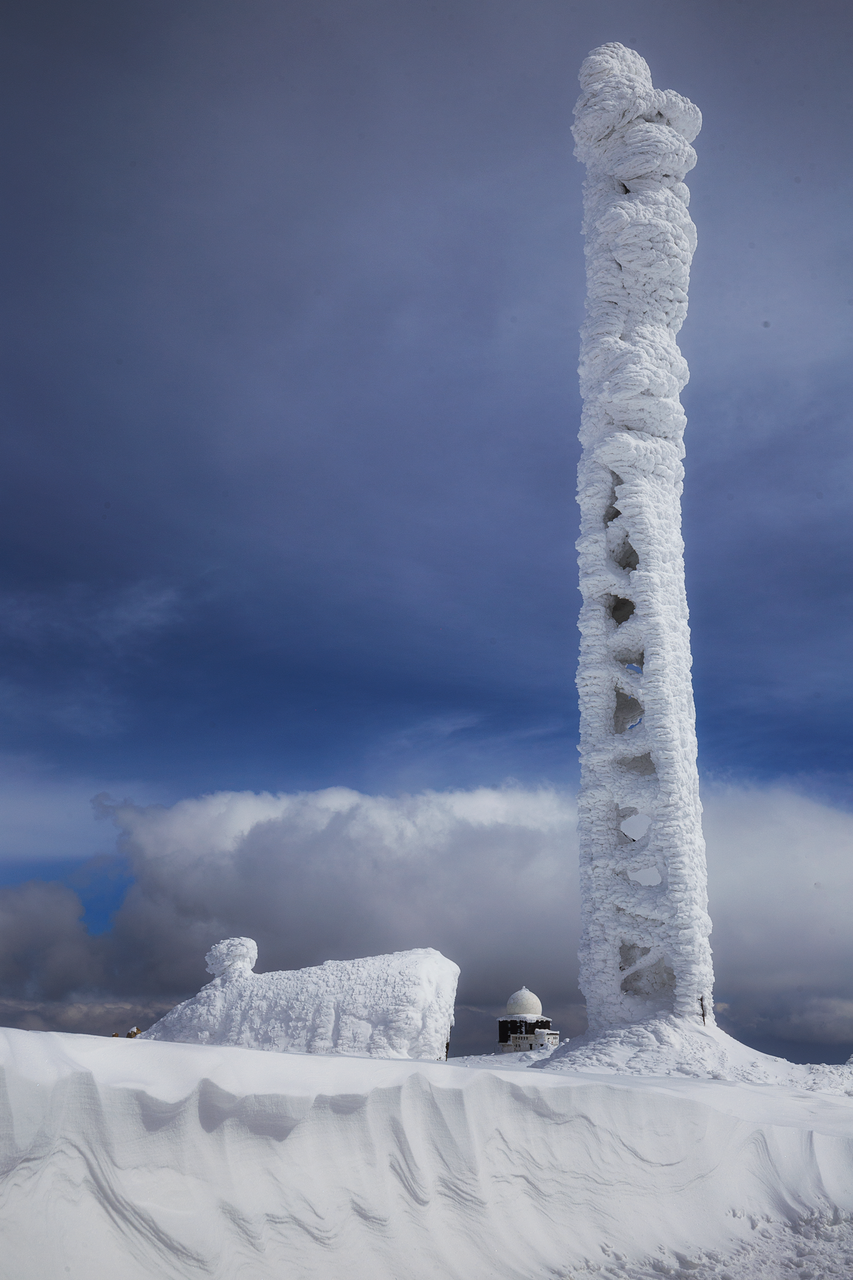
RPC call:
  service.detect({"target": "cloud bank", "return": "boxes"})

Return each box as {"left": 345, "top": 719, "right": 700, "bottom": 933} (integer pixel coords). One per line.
{"left": 103, "top": 786, "right": 578, "bottom": 1009}
{"left": 1, "top": 782, "right": 852, "bottom": 1054}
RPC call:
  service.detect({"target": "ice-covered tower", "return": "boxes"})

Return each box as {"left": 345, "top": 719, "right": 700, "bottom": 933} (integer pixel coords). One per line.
{"left": 572, "top": 44, "right": 713, "bottom": 1033}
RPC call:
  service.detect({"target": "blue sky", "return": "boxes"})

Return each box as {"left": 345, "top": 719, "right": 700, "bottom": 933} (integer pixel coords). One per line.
{"left": 0, "top": 0, "right": 851, "bottom": 1056}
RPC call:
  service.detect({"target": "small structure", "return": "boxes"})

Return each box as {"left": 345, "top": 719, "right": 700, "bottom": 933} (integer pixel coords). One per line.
{"left": 497, "top": 987, "right": 559, "bottom": 1053}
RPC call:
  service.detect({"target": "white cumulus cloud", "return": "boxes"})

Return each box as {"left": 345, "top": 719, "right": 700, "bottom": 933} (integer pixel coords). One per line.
{"left": 2, "top": 780, "right": 853, "bottom": 1052}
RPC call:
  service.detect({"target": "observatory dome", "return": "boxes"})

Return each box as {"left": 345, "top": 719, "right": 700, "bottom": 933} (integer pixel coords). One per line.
{"left": 505, "top": 987, "right": 542, "bottom": 1018}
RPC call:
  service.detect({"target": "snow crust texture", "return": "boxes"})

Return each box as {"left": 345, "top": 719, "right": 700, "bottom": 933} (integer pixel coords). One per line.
{"left": 539, "top": 1013, "right": 853, "bottom": 1093}
{"left": 3, "top": 1028, "right": 853, "bottom": 1280}
{"left": 573, "top": 44, "right": 713, "bottom": 1032}
{"left": 140, "top": 943, "right": 459, "bottom": 1061}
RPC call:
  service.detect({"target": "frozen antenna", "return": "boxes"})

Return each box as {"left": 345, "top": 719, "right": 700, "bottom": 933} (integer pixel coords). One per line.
{"left": 572, "top": 44, "right": 714, "bottom": 1032}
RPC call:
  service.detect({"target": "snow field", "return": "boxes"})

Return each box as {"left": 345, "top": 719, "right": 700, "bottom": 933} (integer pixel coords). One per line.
{"left": 3, "top": 1027, "right": 853, "bottom": 1279}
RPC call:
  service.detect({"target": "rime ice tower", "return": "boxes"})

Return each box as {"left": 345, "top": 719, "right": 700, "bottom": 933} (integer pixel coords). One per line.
{"left": 573, "top": 44, "right": 713, "bottom": 1033}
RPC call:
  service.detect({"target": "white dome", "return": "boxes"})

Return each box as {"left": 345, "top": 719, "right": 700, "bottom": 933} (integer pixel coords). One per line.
{"left": 505, "top": 986, "right": 542, "bottom": 1017}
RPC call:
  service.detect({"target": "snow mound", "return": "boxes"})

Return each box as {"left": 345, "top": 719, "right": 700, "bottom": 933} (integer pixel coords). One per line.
{"left": 538, "top": 1014, "right": 853, "bottom": 1093}
{"left": 3, "top": 1028, "right": 853, "bottom": 1279}
{"left": 140, "top": 943, "right": 459, "bottom": 1061}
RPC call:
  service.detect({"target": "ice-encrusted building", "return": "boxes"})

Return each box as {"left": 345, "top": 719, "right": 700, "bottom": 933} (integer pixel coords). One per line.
{"left": 572, "top": 44, "right": 714, "bottom": 1032}
{"left": 141, "top": 938, "right": 460, "bottom": 1060}
{"left": 497, "top": 986, "right": 559, "bottom": 1053}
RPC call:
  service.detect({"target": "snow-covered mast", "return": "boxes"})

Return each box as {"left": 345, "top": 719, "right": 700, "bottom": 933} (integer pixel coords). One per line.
{"left": 572, "top": 44, "right": 713, "bottom": 1032}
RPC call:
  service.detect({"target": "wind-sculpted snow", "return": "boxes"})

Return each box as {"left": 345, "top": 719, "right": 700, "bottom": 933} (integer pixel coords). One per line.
{"left": 573, "top": 44, "right": 713, "bottom": 1031}
{"left": 140, "top": 943, "right": 459, "bottom": 1061}
{"left": 3, "top": 1029, "right": 853, "bottom": 1279}
{"left": 538, "top": 1013, "right": 853, "bottom": 1094}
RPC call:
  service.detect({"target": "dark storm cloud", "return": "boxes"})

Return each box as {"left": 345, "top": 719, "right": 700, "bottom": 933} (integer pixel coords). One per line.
{"left": 0, "top": 0, "right": 585, "bottom": 790}
{"left": 0, "top": 878, "right": 101, "bottom": 999}
{"left": 685, "top": 367, "right": 853, "bottom": 784}
{"left": 0, "top": 997, "right": 176, "bottom": 1039}
{"left": 0, "top": 0, "right": 849, "bottom": 796}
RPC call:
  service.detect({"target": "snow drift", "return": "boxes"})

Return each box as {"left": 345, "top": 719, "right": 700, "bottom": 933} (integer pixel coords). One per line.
{"left": 539, "top": 1012, "right": 853, "bottom": 1091}
{"left": 3, "top": 1027, "right": 853, "bottom": 1279}
{"left": 141, "top": 941, "right": 459, "bottom": 1061}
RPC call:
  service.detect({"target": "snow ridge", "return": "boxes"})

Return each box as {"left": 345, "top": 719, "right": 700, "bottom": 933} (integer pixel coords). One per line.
{"left": 3, "top": 1028, "right": 853, "bottom": 1280}
{"left": 573, "top": 43, "right": 713, "bottom": 1032}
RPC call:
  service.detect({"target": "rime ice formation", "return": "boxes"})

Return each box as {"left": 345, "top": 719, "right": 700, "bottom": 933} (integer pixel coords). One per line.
{"left": 572, "top": 44, "right": 713, "bottom": 1032}
{"left": 141, "top": 941, "right": 459, "bottom": 1060}
{"left": 205, "top": 935, "right": 258, "bottom": 978}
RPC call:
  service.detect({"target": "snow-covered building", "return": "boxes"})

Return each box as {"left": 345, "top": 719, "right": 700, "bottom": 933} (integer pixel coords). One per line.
{"left": 572, "top": 44, "right": 714, "bottom": 1032}
{"left": 497, "top": 986, "right": 559, "bottom": 1053}
{"left": 141, "top": 938, "right": 460, "bottom": 1060}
